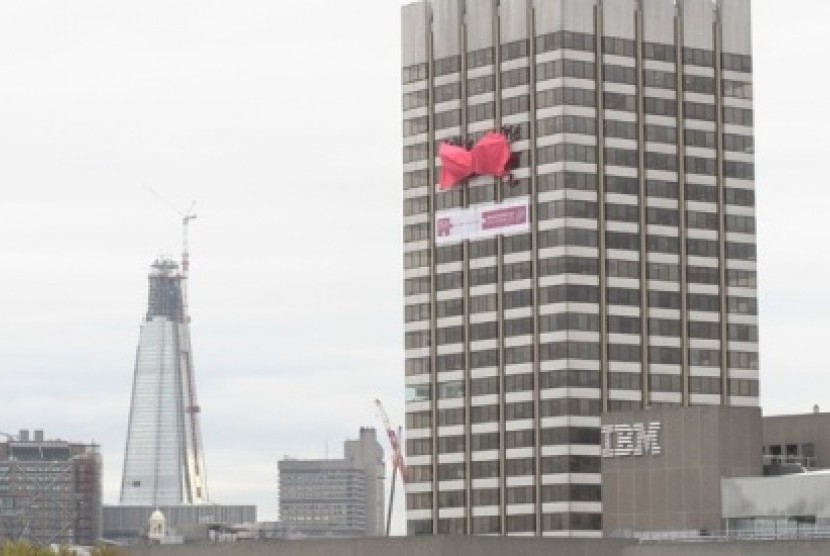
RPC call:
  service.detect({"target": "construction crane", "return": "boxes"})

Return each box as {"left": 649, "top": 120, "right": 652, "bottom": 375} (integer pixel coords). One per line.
{"left": 374, "top": 398, "right": 408, "bottom": 536}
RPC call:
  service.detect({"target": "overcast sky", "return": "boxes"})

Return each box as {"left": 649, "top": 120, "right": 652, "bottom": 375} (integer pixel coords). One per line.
{"left": 0, "top": 0, "right": 828, "bottom": 533}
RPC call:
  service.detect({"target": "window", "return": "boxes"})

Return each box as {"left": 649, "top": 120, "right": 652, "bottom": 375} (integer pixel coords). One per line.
{"left": 505, "top": 317, "right": 533, "bottom": 337}
{"left": 604, "top": 92, "right": 636, "bottom": 112}
{"left": 467, "top": 74, "right": 495, "bottom": 96}
{"left": 404, "top": 302, "right": 430, "bottom": 322}
{"left": 689, "top": 293, "right": 720, "bottom": 312}
{"left": 505, "top": 373, "right": 534, "bottom": 392}
{"left": 402, "top": 63, "right": 428, "bottom": 84}
{"left": 437, "top": 407, "right": 464, "bottom": 426}
{"left": 406, "top": 384, "right": 431, "bottom": 402}
{"left": 403, "top": 116, "right": 428, "bottom": 137}
{"left": 683, "top": 47, "right": 713, "bottom": 67}
{"left": 689, "top": 347, "right": 721, "bottom": 366}
{"left": 646, "top": 125, "right": 677, "bottom": 145}
{"left": 540, "top": 312, "right": 599, "bottom": 333}
{"left": 403, "top": 143, "right": 429, "bottom": 163}
{"left": 467, "top": 47, "right": 494, "bottom": 70}
{"left": 470, "top": 266, "right": 498, "bottom": 286}
{"left": 434, "top": 55, "right": 460, "bottom": 76}
{"left": 471, "top": 405, "right": 499, "bottom": 424}
{"left": 604, "top": 63, "right": 635, "bottom": 84}
{"left": 648, "top": 262, "right": 679, "bottom": 282}
{"left": 643, "top": 42, "right": 675, "bottom": 62}
{"left": 501, "top": 67, "right": 529, "bottom": 88}
{"left": 536, "top": 87, "right": 596, "bottom": 109}
{"left": 536, "top": 30, "right": 595, "bottom": 54}
{"left": 471, "top": 432, "right": 499, "bottom": 450}
{"left": 403, "top": 169, "right": 428, "bottom": 190}
{"left": 538, "top": 115, "right": 596, "bottom": 137}
{"left": 644, "top": 69, "right": 675, "bottom": 89}
{"left": 404, "top": 250, "right": 429, "bottom": 269}
{"left": 504, "top": 289, "right": 533, "bottom": 310}
{"left": 471, "top": 376, "right": 499, "bottom": 396}
{"left": 433, "top": 81, "right": 460, "bottom": 103}
{"left": 501, "top": 40, "right": 528, "bottom": 61}
{"left": 607, "top": 315, "right": 640, "bottom": 334}
{"left": 405, "top": 330, "right": 430, "bottom": 349}
{"left": 606, "top": 176, "right": 639, "bottom": 195}
{"left": 505, "top": 401, "right": 534, "bottom": 420}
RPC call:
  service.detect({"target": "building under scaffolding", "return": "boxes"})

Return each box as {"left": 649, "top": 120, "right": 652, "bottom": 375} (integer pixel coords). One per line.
{"left": 0, "top": 429, "right": 101, "bottom": 546}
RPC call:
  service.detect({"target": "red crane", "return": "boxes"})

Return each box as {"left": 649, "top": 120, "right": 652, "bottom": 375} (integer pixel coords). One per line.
{"left": 374, "top": 398, "right": 408, "bottom": 536}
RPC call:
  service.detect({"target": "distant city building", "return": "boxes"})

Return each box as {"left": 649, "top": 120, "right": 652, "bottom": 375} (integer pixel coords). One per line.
{"left": 278, "top": 427, "right": 385, "bottom": 537}
{"left": 120, "top": 253, "right": 208, "bottom": 505}
{"left": 0, "top": 429, "right": 101, "bottom": 546}
{"left": 102, "top": 504, "right": 256, "bottom": 545}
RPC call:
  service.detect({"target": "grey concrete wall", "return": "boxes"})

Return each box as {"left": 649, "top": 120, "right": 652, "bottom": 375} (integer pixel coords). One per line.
{"left": 602, "top": 406, "right": 762, "bottom": 535}
{"left": 763, "top": 413, "right": 830, "bottom": 468}
{"left": 626, "top": 540, "right": 830, "bottom": 556}
{"left": 126, "top": 536, "right": 629, "bottom": 556}
{"left": 125, "top": 536, "right": 830, "bottom": 556}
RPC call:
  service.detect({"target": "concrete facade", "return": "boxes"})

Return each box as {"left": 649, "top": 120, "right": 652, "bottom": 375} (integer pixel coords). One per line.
{"left": 762, "top": 412, "right": 830, "bottom": 469}
{"left": 123, "top": 536, "right": 830, "bottom": 556}
{"left": 601, "top": 405, "right": 761, "bottom": 535}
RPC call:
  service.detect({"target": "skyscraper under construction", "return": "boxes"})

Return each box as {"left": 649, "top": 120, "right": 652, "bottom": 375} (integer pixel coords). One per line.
{"left": 120, "top": 229, "right": 208, "bottom": 506}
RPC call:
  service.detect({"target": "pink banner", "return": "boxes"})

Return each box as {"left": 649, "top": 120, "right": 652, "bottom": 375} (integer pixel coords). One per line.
{"left": 481, "top": 205, "right": 527, "bottom": 230}
{"left": 435, "top": 198, "right": 530, "bottom": 246}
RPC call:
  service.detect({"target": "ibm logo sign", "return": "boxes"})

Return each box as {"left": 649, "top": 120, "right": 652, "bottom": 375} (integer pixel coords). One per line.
{"left": 601, "top": 422, "right": 662, "bottom": 458}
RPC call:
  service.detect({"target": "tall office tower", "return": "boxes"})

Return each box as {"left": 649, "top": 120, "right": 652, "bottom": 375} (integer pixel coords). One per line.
{"left": 120, "top": 244, "right": 208, "bottom": 505}
{"left": 402, "top": 0, "right": 756, "bottom": 536}
{"left": 278, "top": 428, "right": 385, "bottom": 537}
{"left": 0, "top": 429, "right": 101, "bottom": 546}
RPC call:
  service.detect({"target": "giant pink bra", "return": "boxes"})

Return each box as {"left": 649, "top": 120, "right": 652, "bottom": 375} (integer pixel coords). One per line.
{"left": 438, "top": 131, "right": 511, "bottom": 190}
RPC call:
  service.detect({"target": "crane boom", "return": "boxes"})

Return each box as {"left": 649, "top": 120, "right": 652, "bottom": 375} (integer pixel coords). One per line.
{"left": 374, "top": 399, "right": 407, "bottom": 482}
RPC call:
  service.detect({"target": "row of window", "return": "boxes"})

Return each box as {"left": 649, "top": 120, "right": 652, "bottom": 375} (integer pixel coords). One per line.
{"left": 409, "top": 258, "right": 754, "bottom": 292}
{"left": 407, "top": 426, "right": 602, "bottom": 456}
{"left": 408, "top": 300, "right": 756, "bottom": 341}
{"left": 409, "top": 222, "right": 754, "bottom": 261}
{"left": 410, "top": 375, "right": 760, "bottom": 427}
{"left": 408, "top": 512, "right": 601, "bottom": 534}
{"left": 402, "top": 40, "right": 749, "bottom": 84}
{"left": 404, "top": 70, "right": 749, "bottom": 112}
{"left": 405, "top": 168, "right": 754, "bottom": 210}
{"left": 407, "top": 341, "right": 759, "bottom": 374}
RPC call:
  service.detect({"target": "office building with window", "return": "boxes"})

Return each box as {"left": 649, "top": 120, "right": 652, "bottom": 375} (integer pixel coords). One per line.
{"left": 278, "top": 428, "right": 385, "bottom": 537}
{"left": 402, "top": 0, "right": 756, "bottom": 536}
{"left": 0, "top": 429, "right": 101, "bottom": 546}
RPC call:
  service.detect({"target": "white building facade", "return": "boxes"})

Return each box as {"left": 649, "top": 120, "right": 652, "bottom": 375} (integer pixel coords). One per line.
{"left": 402, "top": 0, "right": 757, "bottom": 536}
